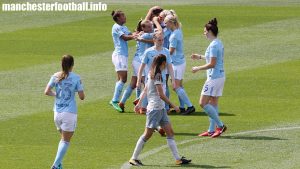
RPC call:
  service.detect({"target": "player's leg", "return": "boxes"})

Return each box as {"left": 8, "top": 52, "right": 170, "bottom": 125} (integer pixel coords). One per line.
{"left": 208, "top": 97, "right": 219, "bottom": 132}
{"left": 111, "top": 54, "right": 127, "bottom": 112}
{"left": 173, "top": 63, "right": 195, "bottom": 115}
{"left": 119, "top": 76, "right": 137, "bottom": 111}
{"left": 129, "top": 127, "right": 155, "bottom": 166}
{"left": 165, "top": 74, "right": 171, "bottom": 112}
{"left": 52, "top": 113, "right": 76, "bottom": 169}
{"left": 199, "top": 79, "right": 226, "bottom": 138}
{"left": 162, "top": 123, "right": 191, "bottom": 165}
{"left": 160, "top": 109, "right": 191, "bottom": 165}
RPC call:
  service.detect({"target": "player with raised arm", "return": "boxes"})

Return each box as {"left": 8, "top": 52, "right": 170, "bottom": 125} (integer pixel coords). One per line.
{"left": 110, "top": 10, "right": 137, "bottom": 112}
{"left": 118, "top": 20, "right": 154, "bottom": 112}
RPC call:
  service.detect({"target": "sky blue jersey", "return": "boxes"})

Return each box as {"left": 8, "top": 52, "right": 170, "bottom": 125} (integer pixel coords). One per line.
{"left": 161, "top": 23, "right": 171, "bottom": 49}
{"left": 47, "top": 72, "right": 83, "bottom": 114}
{"left": 133, "top": 33, "right": 154, "bottom": 63}
{"left": 205, "top": 38, "right": 225, "bottom": 80}
{"left": 142, "top": 46, "right": 171, "bottom": 82}
{"left": 169, "top": 28, "right": 185, "bottom": 66}
{"left": 112, "top": 23, "right": 131, "bottom": 56}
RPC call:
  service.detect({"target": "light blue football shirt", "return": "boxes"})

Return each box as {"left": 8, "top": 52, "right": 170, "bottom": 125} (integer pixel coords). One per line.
{"left": 48, "top": 72, "right": 83, "bottom": 114}
{"left": 142, "top": 46, "right": 171, "bottom": 82}
{"left": 133, "top": 33, "right": 154, "bottom": 63}
{"left": 162, "top": 23, "right": 171, "bottom": 48}
{"left": 112, "top": 23, "right": 131, "bottom": 56}
{"left": 169, "top": 29, "right": 185, "bottom": 66}
{"left": 204, "top": 38, "right": 225, "bottom": 80}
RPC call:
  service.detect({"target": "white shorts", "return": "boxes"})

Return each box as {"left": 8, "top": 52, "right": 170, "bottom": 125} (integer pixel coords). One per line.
{"left": 112, "top": 53, "right": 128, "bottom": 72}
{"left": 132, "top": 60, "right": 145, "bottom": 76}
{"left": 54, "top": 112, "right": 77, "bottom": 132}
{"left": 201, "top": 77, "right": 225, "bottom": 97}
{"left": 172, "top": 62, "right": 186, "bottom": 80}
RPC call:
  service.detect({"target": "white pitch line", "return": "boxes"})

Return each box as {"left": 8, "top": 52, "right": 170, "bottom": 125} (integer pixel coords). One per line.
{"left": 120, "top": 126, "right": 300, "bottom": 169}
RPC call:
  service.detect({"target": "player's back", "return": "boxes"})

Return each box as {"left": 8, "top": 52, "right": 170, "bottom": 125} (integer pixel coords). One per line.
{"left": 52, "top": 72, "right": 82, "bottom": 113}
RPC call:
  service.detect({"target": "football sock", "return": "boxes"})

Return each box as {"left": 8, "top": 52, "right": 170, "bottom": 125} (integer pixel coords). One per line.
{"left": 167, "top": 136, "right": 181, "bottom": 160}
{"left": 136, "top": 87, "right": 141, "bottom": 99}
{"left": 208, "top": 106, "right": 218, "bottom": 132}
{"left": 131, "top": 135, "right": 147, "bottom": 160}
{"left": 120, "top": 85, "right": 133, "bottom": 104}
{"left": 176, "top": 87, "right": 193, "bottom": 107}
{"left": 53, "top": 140, "right": 70, "bottom": 167}
{"left": 203, "top": 104, "right": 223, "bottom": 128}
{"left": 112, "top": 81, "right": 124, "bottom": 102}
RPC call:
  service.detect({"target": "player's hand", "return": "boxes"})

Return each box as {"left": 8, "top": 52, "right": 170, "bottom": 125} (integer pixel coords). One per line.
{"left": 135, "top": 36, "right": 142, "bottom": 41}
{"left": 192, "top": 66, "right": 200, "bottom": 73}
{"left": 134, "top": 105, "right": 140, "bottom": 114}
{"left": 191, "top": 54, "right": 200, "bottom": 60}
{"left": 153, "top": 16, "right": 159, "bottom": 22}
{"left": 173, "top": 106, "right": 180, "bottom": 113}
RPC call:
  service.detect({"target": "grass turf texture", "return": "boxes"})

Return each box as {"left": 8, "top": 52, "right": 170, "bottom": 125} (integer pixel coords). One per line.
{"left": 0, "top": 0, "right": 300, "bottom": 168}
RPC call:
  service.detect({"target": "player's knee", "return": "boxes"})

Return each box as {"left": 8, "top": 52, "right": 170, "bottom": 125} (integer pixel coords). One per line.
{"left": 144, "top": 133, "right": 152, "bottom": 140}
{"left": 166, "top": 131, "right": 174, "bottom": 138}
{"left": 199, "top": 101, "right": 206, "bottom": 108}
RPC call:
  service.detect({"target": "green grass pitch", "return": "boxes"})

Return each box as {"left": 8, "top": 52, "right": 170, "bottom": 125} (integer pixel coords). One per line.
{"left": 0, "top": 0, "right": 299, "bottom": 168}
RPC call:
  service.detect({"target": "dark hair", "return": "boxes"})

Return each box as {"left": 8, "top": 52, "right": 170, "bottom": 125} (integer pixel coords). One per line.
{"left": 205, "top": 18, "right": 218, "bottom": 36}
{"left": 58, "top": 55, "right": 74, "bottom": 82}
{"left": 111, "top": 10, "right": 124, "bottom": 22}
{"left": 152, "top": 8, "right": 163, "bottom": 16}
{"left": 150, "top": 54, "right": 166, "bottom": 79}
{"left": 135, "top": 19, "right": 143, "bottom": 32}
{"left": 136, "top": 19, "right": 151, "bottom": 32}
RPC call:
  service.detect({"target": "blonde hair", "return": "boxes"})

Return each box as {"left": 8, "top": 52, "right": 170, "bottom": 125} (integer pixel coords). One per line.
{"left": 160, "top": 9, "right": 176, "bottom": 17}
{"left": 164, "top": 14, "right": 181, "bottom": 29}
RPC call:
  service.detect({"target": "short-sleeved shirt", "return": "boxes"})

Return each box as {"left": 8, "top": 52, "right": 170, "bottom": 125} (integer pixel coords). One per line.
{"left": 141, "top": 46, "right": 171, "bottom": 82}
{"left": 204, "top": 38, "right": 225, "bottom": 80}
{"left": 112, "top": 23, "right": 131, "bottom": 56}
{"left": 146, "top": 73, "right": 165, "bottom": 111}
{"left": 169, "top": 29, "right": 185, "bottom": 65}
{"left": 133, "top": 33, "right": 154, "bottom": 63}
{"left": 47, "top": 72, "right": 83, "bottom": 114}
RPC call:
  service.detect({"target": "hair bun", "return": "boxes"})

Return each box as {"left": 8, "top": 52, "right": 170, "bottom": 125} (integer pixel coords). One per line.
{"left": 111, "top": 10, "right": 115, "bottom": 16}
{"left": 209, "top": 18, "right": 218, "bottom": 26}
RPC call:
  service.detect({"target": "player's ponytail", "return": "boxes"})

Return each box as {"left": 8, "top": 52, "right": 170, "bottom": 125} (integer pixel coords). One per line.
{"left": 205, "top": 18, "right": 219, "bottom": 36}
{"left": 58, "top": 55, "right": 74, "bottom": 82}
{"left": 135, "top": 19, "right": 143, "bottom": 32}
{"left": 111, "top": 10, "right": 123, "bottom": 22}
{"left": 150, "top": 54, "right": 166, "bottom": 80}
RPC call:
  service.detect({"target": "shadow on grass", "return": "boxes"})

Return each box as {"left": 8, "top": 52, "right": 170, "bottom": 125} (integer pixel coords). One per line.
{"left": 167, "top": 112, "right": 236, "bottom": 117}
{"left": 220, "top": 135, "right": 286, "bottom": 141}
{"left": 174, "top": 132, "right": 200, "bottom": 136}
{"left": 120, "top": 111, "right": 235, "bottom": 118}
{"left": 144, "top": 164, "right": 231, "bottom": 168}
